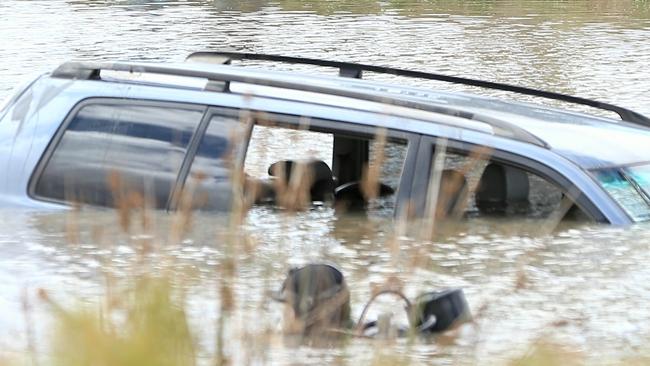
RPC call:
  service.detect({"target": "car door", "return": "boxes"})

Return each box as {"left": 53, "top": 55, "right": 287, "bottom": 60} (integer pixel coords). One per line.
{"left": 166, "top": 107, "right": 251, "bottom": 212}
{"left": 410, "top": 135, "right": 610, "bottom": 225}
{"left": 174, "top": 106, "right": 420, "bottom": 217}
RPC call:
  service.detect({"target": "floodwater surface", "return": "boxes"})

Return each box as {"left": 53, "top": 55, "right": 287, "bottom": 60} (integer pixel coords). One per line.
{"left": 2, "top": 1, "right": 650, "bottom": 364}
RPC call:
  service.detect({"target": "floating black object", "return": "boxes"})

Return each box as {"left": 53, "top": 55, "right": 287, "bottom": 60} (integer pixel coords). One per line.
{"left": 272, "top": 264, "right": 471, "bottom": 339}
{"left": 273, "top": 264, "right": 351, "bottom": 336}
{"left": 410, "top": 288, "right": 471, "bottom": 333}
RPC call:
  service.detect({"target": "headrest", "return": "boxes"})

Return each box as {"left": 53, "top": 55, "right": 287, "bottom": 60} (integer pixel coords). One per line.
{"left": 268, "top": 159, "right": 333, "bottom": 183}
{"left": 268, "top": 159, "right": 335, "bottom": 202}
{"left": 476, "top": 163, "right": 529, "bottom": 212}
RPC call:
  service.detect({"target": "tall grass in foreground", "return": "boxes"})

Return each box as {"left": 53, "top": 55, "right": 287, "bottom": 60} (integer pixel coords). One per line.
{"left": 43, "top": 278, "right": 195, "bottom": 366}
{"left": 10, "top": 113, "right": 647, "bottom": 366}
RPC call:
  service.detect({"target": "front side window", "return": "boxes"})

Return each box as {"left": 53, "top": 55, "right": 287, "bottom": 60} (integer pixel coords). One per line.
{"left": 420, "top": 141, "right": 584, "bottom": 224}
{"left": 34, "top": 102, "right": 204, "bottom": 208}
{"left": 593, "top": 165, "right": 650, "bottom": 222}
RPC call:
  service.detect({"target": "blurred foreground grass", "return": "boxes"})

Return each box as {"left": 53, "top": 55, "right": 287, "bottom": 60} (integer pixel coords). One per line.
{"left": 45, "top": 277, "right": 195, "bottom": 366}
{"left": 5, "top": 128, "right": 650, "bottom": 366}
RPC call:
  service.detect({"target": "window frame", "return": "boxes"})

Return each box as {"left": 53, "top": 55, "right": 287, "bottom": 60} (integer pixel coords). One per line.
{"left": 30, "top": 98, "right": 421, "bottom": 215}
{"left": 28, "top": 97, "right": 208, "bottom": 208}
{"left": 412, "top": 135, "right": 608, "bottom": 223}
{"left": 172, "top": 108, "right": 421, "bottom": 216}
{"left": 166, "top": 106, "right": 254, "bottom": 211}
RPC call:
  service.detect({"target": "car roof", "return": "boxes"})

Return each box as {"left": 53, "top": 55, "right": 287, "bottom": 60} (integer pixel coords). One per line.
{"left": 378, "top": 86, "right": 650, "bottom": 169}
{"left": 50, "top": 56, "right": 650, "bottom": 169}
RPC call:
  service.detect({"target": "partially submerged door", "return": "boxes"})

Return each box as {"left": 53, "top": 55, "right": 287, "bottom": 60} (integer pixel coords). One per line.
{"left": 184, "top": 109, "right": 421, "bottom": 218}
{"left": 411, "top": 136, "right": 607, "bottom": 230}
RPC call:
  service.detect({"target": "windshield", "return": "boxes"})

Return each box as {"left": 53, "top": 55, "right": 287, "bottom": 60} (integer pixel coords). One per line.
{"left": 594, "top": 164, "right": 650, "bottom": 222}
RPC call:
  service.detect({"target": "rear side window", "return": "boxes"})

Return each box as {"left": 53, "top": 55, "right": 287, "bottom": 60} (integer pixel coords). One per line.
{"left": 33, "top": 102, "right": 204, "bottom": 208}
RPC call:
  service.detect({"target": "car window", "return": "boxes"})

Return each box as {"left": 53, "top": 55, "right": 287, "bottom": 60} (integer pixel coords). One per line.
{"left": 423, "top": 144, "right": 581, "bottom": 222}
{"left": 33, "top": 102, "right": 204, "bottom": 209}
{"left": 368, "top": 136, "right": 408, "bottom": 216}
{"left": 593, "top": 166, "right": 650, "bottom": 222}
{"left": 242, "top": 120, "right": 409, "bottom": 217}
{"left": 182, "top": 113, "right": 250, "bottom": 211}
{"left": 244, "top": 125, "right": 333, "bottom": 178}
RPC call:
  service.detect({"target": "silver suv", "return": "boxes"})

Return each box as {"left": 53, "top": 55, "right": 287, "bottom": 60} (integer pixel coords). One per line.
{"left": 2, "top": 52, "right": 649, "bottom": 225}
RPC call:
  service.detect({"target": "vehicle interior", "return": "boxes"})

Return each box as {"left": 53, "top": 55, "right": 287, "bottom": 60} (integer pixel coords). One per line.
{"left": 240, "top": 121, "right": 408, "bottom": 217}
{"left": 29, "top": 98, "right": 590, "bottom": 225}
{"left": 429, "top": 149, "right": 590, "bottom": 223}
{"left": 237, "top": 118, "right": 589, "bottom": 224}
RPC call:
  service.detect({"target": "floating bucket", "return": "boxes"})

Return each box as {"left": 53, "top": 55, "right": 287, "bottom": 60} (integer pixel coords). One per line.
{"left": 410, "top": 288, "right": 471, "bottom": 333}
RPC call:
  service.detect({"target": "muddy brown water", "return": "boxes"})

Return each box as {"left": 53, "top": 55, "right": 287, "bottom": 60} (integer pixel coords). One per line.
{"left": 2, "top": 1, "right": 650, "bottom": 364}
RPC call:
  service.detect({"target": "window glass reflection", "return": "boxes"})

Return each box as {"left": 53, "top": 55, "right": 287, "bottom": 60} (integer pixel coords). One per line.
{"left": 35, "top": 103, "right": 203, "bottom": 208}
{"left": 185, "top": 114, "right": 247, "bottom": 210}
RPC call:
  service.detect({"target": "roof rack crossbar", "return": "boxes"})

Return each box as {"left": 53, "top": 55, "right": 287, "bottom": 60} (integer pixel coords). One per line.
{"left": 51, "top": 60, "right": 547, "bottom": 147}
{"left": 186, "top": 51, "right": 650, "bottom": 127}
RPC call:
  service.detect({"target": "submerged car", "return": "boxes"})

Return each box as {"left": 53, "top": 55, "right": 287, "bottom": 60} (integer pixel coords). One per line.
{"left": 1, "top": 51, "right": 650, "bottom": 225}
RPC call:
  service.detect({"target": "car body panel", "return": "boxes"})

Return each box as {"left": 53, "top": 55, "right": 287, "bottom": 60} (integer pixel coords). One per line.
{"left": 91, "top": 61, "right": 650, "bottom": 168}
{"left": 0, "top": 61, "right": 647, "bottom": 224}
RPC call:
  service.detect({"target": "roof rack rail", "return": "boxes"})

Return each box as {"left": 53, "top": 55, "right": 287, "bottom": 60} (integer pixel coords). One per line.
{"left": 51, "top": 60, "right": 548, "bottom": 147}
{"left": 186, "top": 51, "right": 650, "bottom": 127}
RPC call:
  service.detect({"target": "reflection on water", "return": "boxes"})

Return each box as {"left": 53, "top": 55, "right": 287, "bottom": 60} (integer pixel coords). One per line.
{"left": 2, "top": 0, "right": 650, "bottom": 363}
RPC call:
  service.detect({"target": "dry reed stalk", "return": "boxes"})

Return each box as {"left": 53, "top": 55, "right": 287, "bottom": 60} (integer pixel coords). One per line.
{"left": 362, "top": 129, "right": 408, "bottom": 267}
{"left": 508, "top": 339, "right": 583, "bottom": 366}
{"left": 64, "top": 201, "right": 81, "bottom": 246}
{"left": 300, "top": 287, "right": 351, "bottom": 333}
{"left": 169, "top": 177, "right": 197, "bottom": 246}
{"left": 421, "top": 138, "right": 448, "bottom": 241}
{"left": 270, "top": 160, "right": 313, "bottom": 211}
{"left": 353, "top": 279, "right": 410, "bottom": 336}
{"left": 21, "top": 289, "right": 38, "bottom": 366}
{"left": 537, "top": 186, "right": 582, "bottom": 235}
{"left": 392, "top": 201, "right": 414, "bottom": 269}
{"left": 213, "top": 108, "right": 259, "bottom": 366}
{"left": 361, "top": 128, "right": 387, "bottom": 202}
{"left": 272, "top": 118, "right": 315, "bottom": 211}
{"left": 446, "top": 146, "right": 492, "bottom": 219}
{"left": 135, "top": 188, "right": 156, "bottom": 258}
{"left": 224, "top": 108, "right": 255, "bottom": 225}
{"left": 107, "top": 170, "right": 132, "bottom": 233}
{"left": 511, "top": 187, "right": 582, "bottom": 291}
{"left": 61, "top": 175, "right": 82, "bottom": 246}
